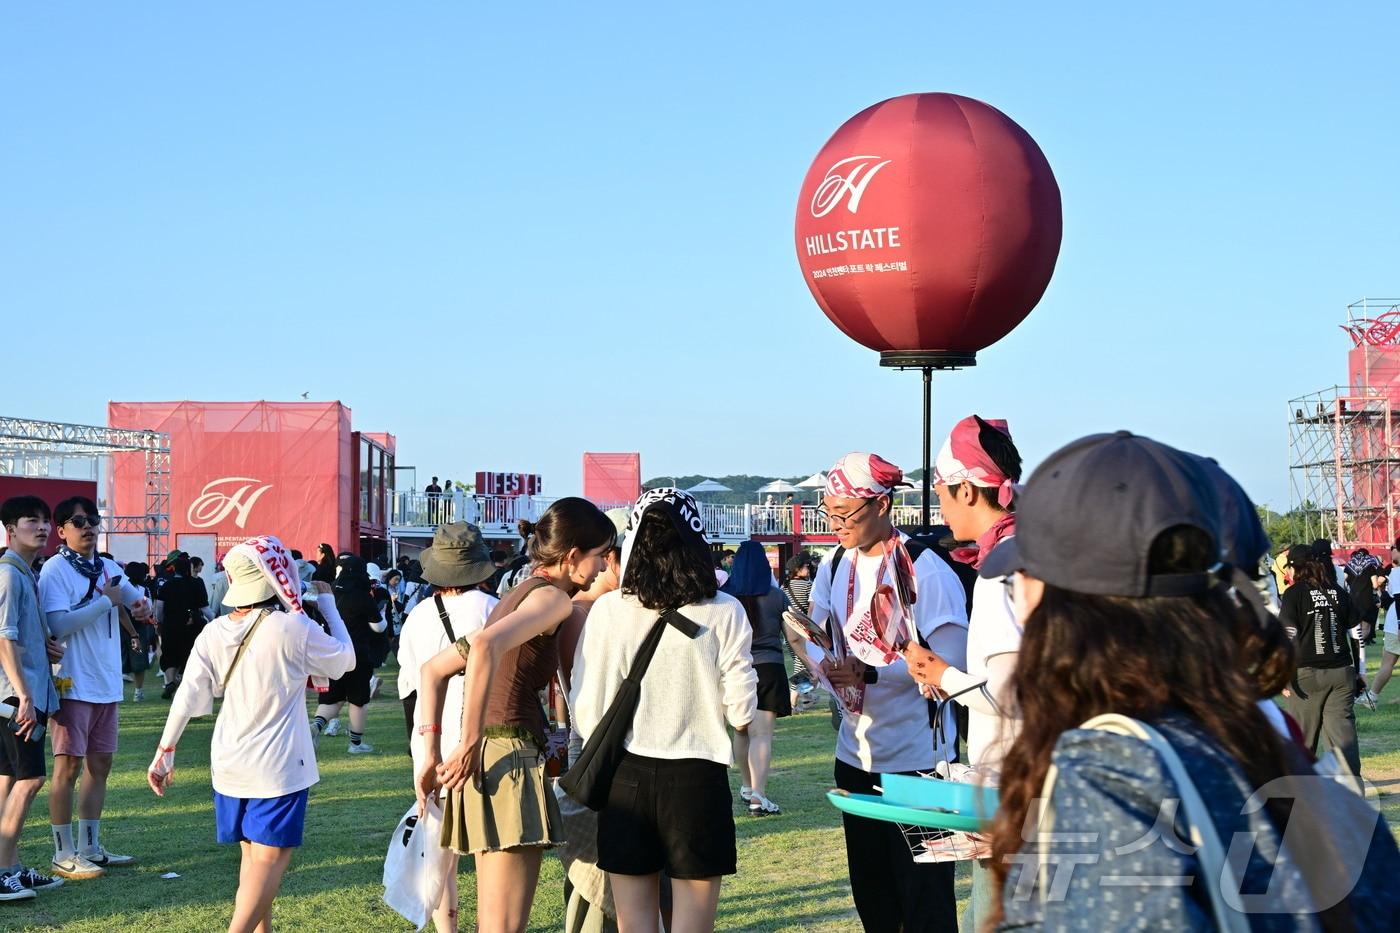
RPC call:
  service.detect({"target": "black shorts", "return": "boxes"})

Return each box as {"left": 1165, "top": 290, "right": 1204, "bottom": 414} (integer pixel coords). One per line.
{"left": 755, "top": 662, "right": 793, "bottom": 717}
{"left": 0, "top": 699, "right": 47, "bottom": 780}
{"left": 598, "top": 754, "right": 736, "bottom": 879}
{"left": 320, "top": 651, "right": 373, "bottom": 706}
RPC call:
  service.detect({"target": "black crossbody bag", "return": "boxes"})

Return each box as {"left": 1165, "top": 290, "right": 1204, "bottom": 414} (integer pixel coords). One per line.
{"left": 560, "top": 608, "right": 700, "bottom": 810}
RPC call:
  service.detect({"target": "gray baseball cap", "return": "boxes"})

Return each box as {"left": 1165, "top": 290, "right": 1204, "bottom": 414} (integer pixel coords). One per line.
{"left": 980, "top": 431, "right": 1223, "bottom": 597}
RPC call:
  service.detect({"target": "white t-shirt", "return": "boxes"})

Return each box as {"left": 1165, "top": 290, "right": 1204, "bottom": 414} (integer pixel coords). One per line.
{"left": 396, "top": 589, "right": 497, "bottom": 770}
{"left": 810, "top": 536, "right": 969, "bottom": 774}
{"left": 160, "top": 593, "right": 356, "bottom": 798}
{"left": 962, "top": 572, "right": 1022, "bottom": 772}
{"left": 39, "top": 555, "right": 146, "bottom": 704}
{"left": 1385, "top": 568, "right": 1400, "bottom": 637}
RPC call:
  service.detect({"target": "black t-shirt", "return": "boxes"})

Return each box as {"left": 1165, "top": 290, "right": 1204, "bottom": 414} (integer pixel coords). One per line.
{"left": 1348, "top": 570, "right": 1377, "bottom": 615}
{"left": 158, "top": 575, "right": 209, "bottom": 633}
{"left": 333, "top": 587, "right": 380, "bottom": 648}
{"left": 1280, "top": 582, "right": 1356, "bottom": 669}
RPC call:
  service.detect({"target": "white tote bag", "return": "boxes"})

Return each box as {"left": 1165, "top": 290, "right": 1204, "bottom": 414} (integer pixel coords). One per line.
{"left": 382, "top": 800, "right": 453, "bottom": 930}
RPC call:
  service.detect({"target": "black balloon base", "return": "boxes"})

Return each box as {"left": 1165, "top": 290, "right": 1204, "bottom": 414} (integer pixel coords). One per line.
{"left": 878, "top": 350, "right": 977, "bottom": 370}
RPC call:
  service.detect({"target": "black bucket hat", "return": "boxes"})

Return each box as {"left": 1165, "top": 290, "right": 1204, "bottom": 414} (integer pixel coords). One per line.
{"left": 980, "top": 431, "right": 1223, "bottom": 597}
{"left": 419, "top": 522, "right": 496, "bottom": 588}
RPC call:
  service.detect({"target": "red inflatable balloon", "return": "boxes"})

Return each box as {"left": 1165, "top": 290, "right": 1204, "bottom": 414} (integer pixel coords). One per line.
{"left": 795, "top": 93, "right": 1062, "bottom": 357}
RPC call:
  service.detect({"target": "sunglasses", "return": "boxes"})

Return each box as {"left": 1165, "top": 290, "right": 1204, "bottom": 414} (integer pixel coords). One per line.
{"left": 65, "top": 515, "right": 102, "bottom": 530}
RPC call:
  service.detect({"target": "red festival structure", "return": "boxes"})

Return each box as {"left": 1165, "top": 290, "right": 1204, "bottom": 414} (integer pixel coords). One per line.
{"left": 108, "top": 401, "right": 396, "bottom": 563}
{"left": 582, "top": 453, "right": 641, "bottom": 506}
{"left": 1289, "top": 298, "right": 1400, "bottom": 551}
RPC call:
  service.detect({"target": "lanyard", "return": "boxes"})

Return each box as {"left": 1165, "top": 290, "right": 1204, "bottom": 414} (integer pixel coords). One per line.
{"left": 843, "top": 531, "right": 898, "bottom": 632}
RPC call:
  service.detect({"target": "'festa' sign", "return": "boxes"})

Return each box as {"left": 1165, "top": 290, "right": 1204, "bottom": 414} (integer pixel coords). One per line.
{"left": 475, "top": 473, "right": 542, "bottom": 497}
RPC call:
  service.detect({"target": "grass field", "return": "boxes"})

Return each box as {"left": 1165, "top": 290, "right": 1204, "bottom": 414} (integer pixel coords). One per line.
{"left": 4, "top": 657, "right": 1400, "bottom": 932}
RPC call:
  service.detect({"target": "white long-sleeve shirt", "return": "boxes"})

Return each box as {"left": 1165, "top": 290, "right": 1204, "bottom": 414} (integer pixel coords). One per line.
{"left": 569, "top": 591, "right": 756, "bottom": 766}
{"left": 157, "top": 593, "right": 356, "bottom": 798}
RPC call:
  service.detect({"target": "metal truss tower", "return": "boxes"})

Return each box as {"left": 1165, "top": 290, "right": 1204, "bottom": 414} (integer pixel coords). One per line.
{"left": 0, "top": 416, "right": 171, "bottom": 564}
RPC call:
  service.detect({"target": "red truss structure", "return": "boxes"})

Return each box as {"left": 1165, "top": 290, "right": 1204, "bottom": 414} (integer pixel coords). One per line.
{"left": 1290, "top": 299, "right": 1400, "bottom": 550}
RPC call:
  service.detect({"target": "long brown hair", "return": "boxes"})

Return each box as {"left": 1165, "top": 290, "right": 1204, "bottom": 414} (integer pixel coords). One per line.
{"left": 987, "top": 526, "right": 1297, "bottom": 926}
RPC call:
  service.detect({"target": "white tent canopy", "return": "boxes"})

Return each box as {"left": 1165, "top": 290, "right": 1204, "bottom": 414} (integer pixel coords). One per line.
{"left": 756, "top": 480, "right": 801, "bottom": 495}
{"left": 685, "top": 478, "right": 732, "bottom": 494}
{"left": 796, "top": 472, "right": 827, "bottom": 489}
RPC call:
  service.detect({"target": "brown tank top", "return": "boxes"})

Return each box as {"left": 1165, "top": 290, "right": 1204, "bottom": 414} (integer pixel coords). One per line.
{"left": 480, "top": 576, "right": 560, "bottom": 747}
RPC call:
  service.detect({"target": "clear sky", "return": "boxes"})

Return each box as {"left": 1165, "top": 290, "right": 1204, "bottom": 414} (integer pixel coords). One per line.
{"left": 5, "top": 3, "right": 1398, "bottom": 508}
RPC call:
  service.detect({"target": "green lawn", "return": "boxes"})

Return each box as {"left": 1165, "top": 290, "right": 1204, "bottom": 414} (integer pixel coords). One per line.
{"left": 5, "top": 657, "right": 1399, "bottom": 932}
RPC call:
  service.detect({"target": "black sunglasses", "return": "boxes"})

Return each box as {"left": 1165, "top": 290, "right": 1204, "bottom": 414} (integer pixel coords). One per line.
{"left": 65, "top": 515, "right": 102, "bottom": 530}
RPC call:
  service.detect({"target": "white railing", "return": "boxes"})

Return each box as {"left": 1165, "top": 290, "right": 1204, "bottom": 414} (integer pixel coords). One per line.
{"left": 701, "top": 504, "right": 749, "bottom": 539}
{"left": 392, "top": 492, "right": 556, "bottom": 530}
{"left": 391, "top": 493, "right": 941, "bottom": 540}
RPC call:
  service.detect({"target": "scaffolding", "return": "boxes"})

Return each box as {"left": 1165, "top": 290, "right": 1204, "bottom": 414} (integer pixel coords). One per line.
{"left": 0, "top": 416, "right": 171, "bottom": 564}
{"left": 1288, "top": 299, "right": 1400, "bottom": 550}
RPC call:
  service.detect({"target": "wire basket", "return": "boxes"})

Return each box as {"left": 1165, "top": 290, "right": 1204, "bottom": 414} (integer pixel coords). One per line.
{"left": 901, "top": 824, "right": 991, "bottom": 863}
{"left": 896, "top": 692, "right": 992, "bottom": 864}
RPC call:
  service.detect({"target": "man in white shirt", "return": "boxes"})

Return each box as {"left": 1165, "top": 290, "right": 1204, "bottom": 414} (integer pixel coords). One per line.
{"left": 905, "top": 415, "right": 1023, "bottom": 933}
{"left": 38, "top": 496, "right": 152, "bottom": 879}
{"left": 809, "top": 453, "right": 967, "bottom": 933}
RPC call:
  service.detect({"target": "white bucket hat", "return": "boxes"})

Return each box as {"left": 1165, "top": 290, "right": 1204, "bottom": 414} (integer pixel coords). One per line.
{"left": 222, "top": 548, "right": 277, "bottom": 608}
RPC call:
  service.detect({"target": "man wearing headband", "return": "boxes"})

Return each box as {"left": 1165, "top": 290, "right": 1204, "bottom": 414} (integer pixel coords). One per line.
{"left": 809, "top": 453, "right": 968, "bottom": 933}
{"left": 905, "top": 417, "right": 1024, "bottom": 931}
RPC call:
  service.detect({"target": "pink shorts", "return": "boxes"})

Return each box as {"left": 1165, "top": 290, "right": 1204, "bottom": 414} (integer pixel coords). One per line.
{"left": 50, "top": 700, "right": 119, "bottom": 758}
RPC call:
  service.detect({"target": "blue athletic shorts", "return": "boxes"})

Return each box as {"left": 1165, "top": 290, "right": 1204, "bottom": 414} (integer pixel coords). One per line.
{"left": 213, "top": 788, "right": 310, "bottom": 848}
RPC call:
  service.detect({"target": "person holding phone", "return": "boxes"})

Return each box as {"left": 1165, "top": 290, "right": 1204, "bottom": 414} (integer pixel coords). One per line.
{"left": 38, "top": 496, "right": 152, "bottom": 879}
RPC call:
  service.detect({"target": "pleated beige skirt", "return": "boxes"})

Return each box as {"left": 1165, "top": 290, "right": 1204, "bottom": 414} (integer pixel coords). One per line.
{"left": 440, "top": 735, "right": 564, "bottom": 855}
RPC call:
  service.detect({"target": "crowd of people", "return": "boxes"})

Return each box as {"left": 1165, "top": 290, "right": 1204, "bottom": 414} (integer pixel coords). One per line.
{"left": 3, "top": 418, "right": 1400, "bottom": 931}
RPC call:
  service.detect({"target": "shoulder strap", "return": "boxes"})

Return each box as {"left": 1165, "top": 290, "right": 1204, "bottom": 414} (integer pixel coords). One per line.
{"left": 433, "top": 593, "right": 457, "bottom": 642}
{"left": 625, "top": 608, "right": 702, "bottom": 685}
{"left": 828, "top": 546, "right": 846, "bottom": 586}
{"left": 220, "top": 609, "right": 271, "bottom": 691}
{"left": 0, "top": 552, "right": 32, "bottom": 578}
{"left": 485, "top": 575, "right": 550, "bottom": 627}
{"left": 1035, "top": 715, "right": 1248, "bottom": 933}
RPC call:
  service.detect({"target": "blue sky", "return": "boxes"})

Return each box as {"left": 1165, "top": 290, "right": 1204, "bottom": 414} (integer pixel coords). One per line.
{"left": 5, "top": 3, "right": 1398, "bottom": 508}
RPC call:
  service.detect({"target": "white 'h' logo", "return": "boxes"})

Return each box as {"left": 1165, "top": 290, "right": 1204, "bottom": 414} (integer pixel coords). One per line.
{"left": 187, "top": 477, "right": 273, "bottom": 529}
{"left": 810, "top": 155, "right": 892, "bottom": 218}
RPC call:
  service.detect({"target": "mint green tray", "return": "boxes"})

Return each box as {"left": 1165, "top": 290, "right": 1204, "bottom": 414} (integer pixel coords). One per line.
{"left": 826, "top": 789, "right": 986, "bottom": 832}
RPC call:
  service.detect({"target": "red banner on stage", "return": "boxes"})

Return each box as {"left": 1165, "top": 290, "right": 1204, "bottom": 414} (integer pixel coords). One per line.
{"left": 108, "top": 401, "right": 354, "bottom": 558}
{"left": 582, "top": 453, "right": 640, "bottom": 506}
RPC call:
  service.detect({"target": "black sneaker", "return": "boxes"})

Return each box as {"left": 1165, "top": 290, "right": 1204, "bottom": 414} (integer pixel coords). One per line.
{"left": 0, "top": 871, "right": 35, "bottom": 901}
{"left": 161, "top": 681, "right": 179, "bottom": 700}
{"left": 16, "top": 867, "right": 63, "bottom": 891}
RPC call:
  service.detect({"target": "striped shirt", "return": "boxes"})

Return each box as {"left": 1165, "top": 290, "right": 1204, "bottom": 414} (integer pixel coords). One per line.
{"left": 783, "top": 578, "right": 812, "bottom": 614}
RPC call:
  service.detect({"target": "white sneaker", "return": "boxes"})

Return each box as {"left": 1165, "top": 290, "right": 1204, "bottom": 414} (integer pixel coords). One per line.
{"left": 369, "top": 675, "right": 382, "bottom": 699}
{"left": 0, "top": 871, "right": 35, "bottom": 901}
{"left": 310, "top": 720, "right": 324, "bottom": 747}
{"left": 347, "top": 741, "right": 375, "bottom": 754}
{"left": 81, "top": 845, "right": 135, "bottom": 867}
{"left": 132, "top": 689, "right": 144, "bottom": 703}
{"left": 323, "top": 718, "right": 342, "bottom": 737}
{"left": 739, "top": 785, "right": 754, "bottom": 803}
{"left": 50, "top": 852, "right": 104, "bottom": 880}
{"left": 1359, "top": 689, "right": 1379, "bottom": 711}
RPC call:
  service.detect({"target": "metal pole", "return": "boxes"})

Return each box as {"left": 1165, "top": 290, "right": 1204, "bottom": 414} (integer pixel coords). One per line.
{"left": 922, "top": 366, "right": 932, "bottom": 534}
